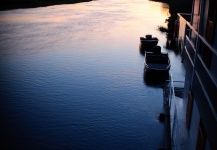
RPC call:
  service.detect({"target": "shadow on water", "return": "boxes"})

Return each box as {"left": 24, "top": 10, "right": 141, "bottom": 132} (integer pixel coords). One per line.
{"left": 156, "top": 0, "right": 193, "bottom": 55}
{"left": 143, "top": 70, "right": 169, "bottom": 87}
{"left": 165, "top": 37, "right": 179, "bottom": 54}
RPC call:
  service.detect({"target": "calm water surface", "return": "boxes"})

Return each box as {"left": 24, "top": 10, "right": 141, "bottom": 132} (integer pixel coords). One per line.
{"left": 0, "top": 0, "right": 184, "bottom": 149}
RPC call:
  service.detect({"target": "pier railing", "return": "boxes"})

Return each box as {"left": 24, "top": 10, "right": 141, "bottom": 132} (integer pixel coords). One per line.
{"left": 177, "top": 13, "right": 217, "bottom": 120}
{"left": 164, "top": 73, "right": 184, "bottom": 150}
{"left": 177, "top": 13, "right": 191, "bottom": 55}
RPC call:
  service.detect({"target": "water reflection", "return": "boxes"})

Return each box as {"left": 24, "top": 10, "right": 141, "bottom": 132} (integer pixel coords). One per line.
{"left": 0, "top": 0, "right": 172, "bottom": 149}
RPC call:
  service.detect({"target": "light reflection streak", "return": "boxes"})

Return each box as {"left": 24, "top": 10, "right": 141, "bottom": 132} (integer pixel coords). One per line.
{"left": 0, "top": 0, "right": 170, "bottom": 58}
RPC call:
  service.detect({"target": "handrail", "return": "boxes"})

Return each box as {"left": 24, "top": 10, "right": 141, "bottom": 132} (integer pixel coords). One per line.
{"left": 197, "top": 54, "right": 217, "bottom": 90}
{"left": 170, "top": 73, "right": 176, "bottom": 102}
{"left": 178, "top": 13, "right": 217, "bottom": 56}
{"left": 178, "top": 13, "right": 217, "bottom": 121}
{"left": 195, "top": 69, "right": 217, "bottom": 120}
{"left": 185, "top": 36, "right": 196, "bottom": 51}
{"left": 185, "top": 18, "right": 217, "bottom": 87}
{"left": 186, "top": 22, "right": 217, "bottom": 57}
{"left": 178, "top": 13, "right": 191, "bottom": 20}
{"left": 184, "top": 46, "right": 194, "bottom": 66}
{"left": 178, "top": 13, "right": 191, "bottom": 23}
{"left": 186, "top": 22, "right": 198, "bottom": 36}
{"left": 178, "top": 13, "right": 191, "bottom": 16}
{"left": 169, "top": 73, "right": 181, "bottom": 150}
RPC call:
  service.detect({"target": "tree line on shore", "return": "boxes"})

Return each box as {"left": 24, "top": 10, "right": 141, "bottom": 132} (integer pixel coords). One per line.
{"left": 154, "top": 0, "right": 193, "bottom": 50}
{"left": 0, "top": 0, "right": 91, "bottom": 10}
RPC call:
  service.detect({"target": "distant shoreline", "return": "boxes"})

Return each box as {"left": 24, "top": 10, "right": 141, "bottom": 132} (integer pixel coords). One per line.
{"left": 0, "top": 0, "right": 91, "bottom": 11}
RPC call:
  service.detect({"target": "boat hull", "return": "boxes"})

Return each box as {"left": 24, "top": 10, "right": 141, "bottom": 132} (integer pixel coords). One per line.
{"left": 144, "top": 50, "right": 171, "bottom": 72}
{"left": 143, "top": 69, "right": 169, "bottom": 85}
{"left": 140, "top": 35, "right": 159, "bottom": 51}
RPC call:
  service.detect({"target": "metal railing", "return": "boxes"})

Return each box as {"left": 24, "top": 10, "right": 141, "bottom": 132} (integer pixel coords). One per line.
{"left": 177, "top": 13, "right": 191, "bottom": 54}
{"left": 177, "top": 13, "right": 217, "bottom": 120}
{"left": 178, "top": 13, "right": 217, "bottom": 61}
{"left": 164, "top": 73, "right": 185, "bottom": 150}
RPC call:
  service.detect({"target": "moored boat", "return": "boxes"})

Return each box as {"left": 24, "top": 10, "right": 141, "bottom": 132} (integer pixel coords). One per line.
{"left": 144, "top": 46, "right": 171, "bottom": 72}
{"left": 140, "top": 34, "right": 159, "bottom": 51}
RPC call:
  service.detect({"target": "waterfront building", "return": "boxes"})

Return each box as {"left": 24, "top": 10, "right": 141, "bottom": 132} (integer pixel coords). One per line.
{"left": 175, "top": 0, "right": 217, "bottom": 149}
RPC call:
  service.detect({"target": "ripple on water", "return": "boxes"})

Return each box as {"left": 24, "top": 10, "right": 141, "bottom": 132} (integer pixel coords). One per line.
{"left": 0, "top": 0, "right": 173, "bottom": 149}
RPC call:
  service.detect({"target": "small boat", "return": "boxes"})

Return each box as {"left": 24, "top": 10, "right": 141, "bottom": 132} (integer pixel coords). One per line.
{"left": 144, "top": 46, "right": 171, "bottom": 72}
{"left": 140, "top": 34, "right": 159, "bottom": 51}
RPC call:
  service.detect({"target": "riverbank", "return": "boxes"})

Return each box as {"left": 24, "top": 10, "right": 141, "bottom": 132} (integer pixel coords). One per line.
{"left": 155, "top": 0, "right": 193, "bottom": 50}
{"left": 0, "top": 0, "right": 91, "bottom": 11}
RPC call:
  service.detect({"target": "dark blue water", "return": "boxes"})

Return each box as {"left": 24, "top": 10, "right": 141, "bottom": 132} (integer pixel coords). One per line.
{"left": 0, "top": 0, "right": 184, "bottom": 149}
